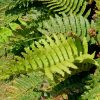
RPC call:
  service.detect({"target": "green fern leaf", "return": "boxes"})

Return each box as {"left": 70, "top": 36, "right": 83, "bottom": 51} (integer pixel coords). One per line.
{"left": 0, "top": 34, "right": 99, "bottom": 80}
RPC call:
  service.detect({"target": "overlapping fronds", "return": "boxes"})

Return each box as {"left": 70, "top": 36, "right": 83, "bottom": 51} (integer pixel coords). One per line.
{"left": 0, "top": 34, "right": 98, "bottom": 80}
{"left": 38, "top": 14, "right": 97, "bottom": 43}
{"left": 0, "top": 0, "right": 100, "bottom": 99}
{"left": 42, "top": 0, "right": 91, "bottom": 17}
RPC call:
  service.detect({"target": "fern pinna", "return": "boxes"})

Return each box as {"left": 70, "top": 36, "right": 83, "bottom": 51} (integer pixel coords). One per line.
{"left": 0, "top": 34, "right": 99, "bottom": 80}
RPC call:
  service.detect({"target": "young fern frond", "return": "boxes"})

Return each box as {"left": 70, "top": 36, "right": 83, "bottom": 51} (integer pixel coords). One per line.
{"left": 38, "top": 14, "right": 96, "bottom": 43}
{"left": 0, "top": 34, "right": 99, "bottom": 80}
{"left": 42, "top": 0, "right": 91, "bottom": 17}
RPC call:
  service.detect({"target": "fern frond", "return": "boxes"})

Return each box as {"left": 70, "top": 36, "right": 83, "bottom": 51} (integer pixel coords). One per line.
{"left": 14, "top": 72, "right": 45, "bottom": 91}
{"left": 42, "top": 0, "right": 91, "bottom": 17}
{"left": 38, "top": 14, "right": 96, "bottom": 42}
{"left": 11, "top": 0, "right": 91, "bottom": 17}
{"left": 5, "top": 72, "right": 46, "bottom": 100}
{"left": 0, "top": 34, "right": 99, "bottom": 80}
